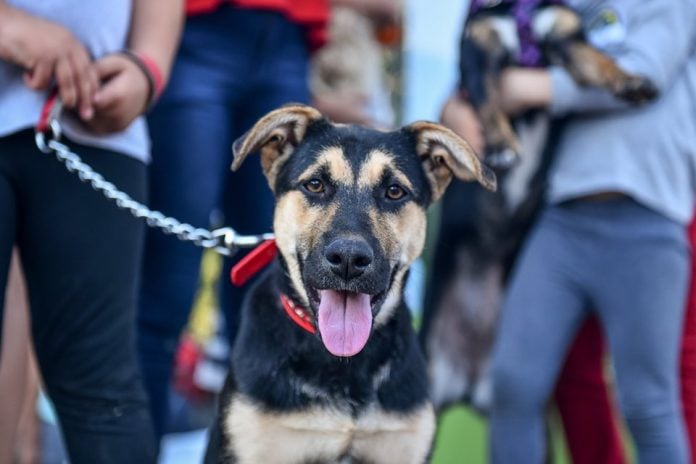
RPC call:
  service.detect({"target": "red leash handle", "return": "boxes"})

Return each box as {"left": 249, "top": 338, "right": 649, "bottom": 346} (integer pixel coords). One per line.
{"left": 36, "top": 91, "right": 63, "bottom": 137}
{"left": 230, "top": 239, "right": 278, "bottom": 286}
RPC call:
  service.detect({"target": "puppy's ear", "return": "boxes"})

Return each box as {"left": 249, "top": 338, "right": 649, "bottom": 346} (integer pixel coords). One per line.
{"left": 404, "top": 121, "right": 497, "bottom": 202}
{"left": 232, "top": 105, "right": 323, "bottom": 183}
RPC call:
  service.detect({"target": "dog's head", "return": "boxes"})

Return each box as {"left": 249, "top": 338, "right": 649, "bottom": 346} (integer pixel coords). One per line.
{"left": 233, "top": 105, "right": 496, "bottom": 357}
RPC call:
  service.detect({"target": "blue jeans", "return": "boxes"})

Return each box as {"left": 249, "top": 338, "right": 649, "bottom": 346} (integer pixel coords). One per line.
{"left": 490, "top": 199, "right": 689, "bottom": 463}
{"left": 137, "top": 5, "right": 311, "bottom": 440}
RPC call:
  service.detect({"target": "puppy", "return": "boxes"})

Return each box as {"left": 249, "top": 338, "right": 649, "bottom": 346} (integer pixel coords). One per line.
{"left": 460, "top": 1, "right": 657, "bottom": 167}
{"left": 419, "top": 0, "right": 658, "bottom": 416}
{"left": 204, "top": 105, "right": 497, "bottom": 463}
{"left": 420, "top": 114, "right": 556, "bottom": 414}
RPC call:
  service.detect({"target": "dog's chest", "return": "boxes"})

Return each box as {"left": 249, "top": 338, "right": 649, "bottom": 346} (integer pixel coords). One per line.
{"left": 223, "top": 394, "right": 435, "bottom": 464}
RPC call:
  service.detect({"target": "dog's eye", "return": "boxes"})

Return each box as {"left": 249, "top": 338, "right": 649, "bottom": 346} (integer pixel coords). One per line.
{"left": 303, "top": 179, "right": 325, "bottom": 194}
{"left": 385, "top": 184, "right": 406, "bottom": 200}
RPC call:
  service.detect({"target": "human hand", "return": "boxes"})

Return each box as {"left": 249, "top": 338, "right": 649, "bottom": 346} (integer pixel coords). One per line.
{"left": 85, "top": 54, "right": 150, "bottom": 134}
{"left": 0, "top": 4, "right": 98, "bottom": 120}
{"left": 333, "top": 0, "right": 400, "bottom": 22}
{"left": 313, "top": 92, "right": 374, "bottom": 126}
{"left": 498, "top": 67, "right": 552, "bottom": 116}
{"left": 439, "top": 95, "right": 485, "bottom": 155}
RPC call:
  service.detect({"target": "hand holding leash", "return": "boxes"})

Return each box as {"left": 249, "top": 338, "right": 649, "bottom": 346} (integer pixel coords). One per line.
{"left": 0, "top": 4, "right": 97, "bottom": 120}
{"left": 35, "top": 94, "right": 274, "bottom": 257}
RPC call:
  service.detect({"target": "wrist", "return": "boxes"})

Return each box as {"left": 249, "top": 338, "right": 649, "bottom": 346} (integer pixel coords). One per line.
{"left": 119, "top": 50, "right": 166, "bottom": 108}
{"left": 0, "top": 5, "right": 19, "bottom": 59}
{"left": 520, "top": 69, "right": 552, "bottom": 109}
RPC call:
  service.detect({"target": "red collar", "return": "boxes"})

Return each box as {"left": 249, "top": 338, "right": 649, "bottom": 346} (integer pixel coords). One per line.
{"left": 230, "top": 240, "right": 315, "bottom": 334}
{"left": 280, "top": 294, "right": 316, "bottom": 334}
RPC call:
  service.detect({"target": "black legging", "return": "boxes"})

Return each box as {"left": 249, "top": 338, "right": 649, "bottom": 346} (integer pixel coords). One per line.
{"left": 0, "top": 129, "right": 156, "bottom": 463}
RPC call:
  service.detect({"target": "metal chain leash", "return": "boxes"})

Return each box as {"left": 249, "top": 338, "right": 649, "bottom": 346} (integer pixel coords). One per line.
{"left": 34, "top": 97, "right": 273, "bottom": 257}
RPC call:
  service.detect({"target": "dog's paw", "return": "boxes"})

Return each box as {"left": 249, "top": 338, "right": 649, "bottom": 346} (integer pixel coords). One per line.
{"left": 485, "top": 147, "right": 519, "bottom": 171}
{"left": 612, "top": 75, "right": 659, "bottom": 104}
{"left": 469, "top": 376, "right": 493, "bottom": 416}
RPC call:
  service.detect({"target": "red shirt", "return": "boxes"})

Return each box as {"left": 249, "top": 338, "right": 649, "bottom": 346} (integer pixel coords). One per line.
{"left": 186, "top": 0, "right": 329, "bottom": 50}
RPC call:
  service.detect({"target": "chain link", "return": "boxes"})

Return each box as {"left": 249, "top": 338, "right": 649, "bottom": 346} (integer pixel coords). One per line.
{"left": 35, "top": 132, "right": 273, "bottom": 256}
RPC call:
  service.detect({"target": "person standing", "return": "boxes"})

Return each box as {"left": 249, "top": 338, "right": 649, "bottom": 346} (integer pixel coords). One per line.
{"left": 137, "top": 0, "right": 329, "bottom": 441}
{"left": 489, "top": 0, "right": 696, "bottom": 462}
{"left": 0, "top": 0, "right": 182, "bottom": 461}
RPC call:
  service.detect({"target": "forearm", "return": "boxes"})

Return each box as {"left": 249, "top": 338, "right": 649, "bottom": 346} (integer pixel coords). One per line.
{"left": 128, "top": 0, "right": 184, "bottom": 83}
{"left": 331, "top": 0, "right": 397, "bottom": 20}
{"left": 549, "top": 0, "right": 696, "bottom": 116}
{"left": 0, "top": 2, "right": 23, "bottom": 61}
{"left": 547, "top": 66, "right": 629, "bottom": 115}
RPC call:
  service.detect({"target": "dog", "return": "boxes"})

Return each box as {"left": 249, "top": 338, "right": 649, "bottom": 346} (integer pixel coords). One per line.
{"left": 419, "top": 0, "right": 659, "bottom": 416}
{"left": 203, "top": 105, "right": 497, "bottom": 463}
{"left": 459, "top": 0, "right": 657, "bottom": 168}
{"left": 419, "top": 114, "right": 556, "bottom": 414}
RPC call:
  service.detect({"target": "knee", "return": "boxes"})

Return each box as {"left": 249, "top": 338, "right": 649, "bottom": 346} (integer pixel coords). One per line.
{"left": 491, "top": 355, "right": 550, "bottom": 413}
{"left": 619, "top": 389, "right": 681, "bottom": 423}
{"left": 617, "top": 370, "right": 681, "bottom": 420}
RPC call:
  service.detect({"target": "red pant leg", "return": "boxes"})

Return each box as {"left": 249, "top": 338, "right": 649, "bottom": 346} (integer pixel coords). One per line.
{"left": 555, "top": 316, "right": 626, "bottom": 464}
{"left": 681, "top": 221, "right": 696, "bottom": 462}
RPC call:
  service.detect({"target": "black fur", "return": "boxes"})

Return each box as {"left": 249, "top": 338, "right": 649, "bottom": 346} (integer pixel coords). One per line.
{"left": 205, "top": 119, "right": 443, "bottom": 463}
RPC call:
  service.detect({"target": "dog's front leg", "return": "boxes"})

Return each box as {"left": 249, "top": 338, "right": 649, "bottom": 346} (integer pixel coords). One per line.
{"left": 461, "top": 17, "right": 521, "bottom": 168}
{"left": 535, "top": 6, "right": 657, "bottom": 104}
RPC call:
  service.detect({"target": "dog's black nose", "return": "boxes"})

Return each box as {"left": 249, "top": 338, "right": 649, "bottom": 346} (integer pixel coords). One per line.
{"left": 324, "top": 239, "right": 373, "bottom": 280}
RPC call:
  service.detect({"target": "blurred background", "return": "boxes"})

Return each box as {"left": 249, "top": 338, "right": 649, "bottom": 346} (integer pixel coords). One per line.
{"left": 1, "top": 0, "right": 579, "bottom": 462}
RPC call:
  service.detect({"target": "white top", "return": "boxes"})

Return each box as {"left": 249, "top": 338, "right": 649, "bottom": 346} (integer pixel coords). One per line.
{"left": 0, "top": 0, "right": 150, "bottom": 162}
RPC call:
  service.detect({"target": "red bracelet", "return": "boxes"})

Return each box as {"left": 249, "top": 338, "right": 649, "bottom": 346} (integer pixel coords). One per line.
{"left": 119, "top": 50, "right": 166, "bottom": 108}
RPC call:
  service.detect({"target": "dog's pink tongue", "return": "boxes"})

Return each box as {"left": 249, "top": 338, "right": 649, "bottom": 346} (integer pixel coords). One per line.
{"left": 317, "top": 290, "right": 372, "bottom": 357}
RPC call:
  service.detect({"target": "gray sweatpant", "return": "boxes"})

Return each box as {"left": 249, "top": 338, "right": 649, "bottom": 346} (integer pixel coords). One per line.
{"left": 490, "top": 198, "right": 690, "bottom": 463}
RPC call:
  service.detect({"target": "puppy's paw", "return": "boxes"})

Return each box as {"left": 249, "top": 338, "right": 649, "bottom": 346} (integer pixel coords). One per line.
{"left": 485, "top": 147, "right": 519, "bottom": 171}
{"left": 612, "top": 75, "right": 659, "bottom": 104}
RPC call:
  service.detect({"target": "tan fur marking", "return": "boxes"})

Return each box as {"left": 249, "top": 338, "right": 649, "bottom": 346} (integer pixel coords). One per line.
{"left": 298, "top": 146, "right": 354, "bottom": 186}
{"left": 367, "top": 204, "right": 426, "bottom": 266}
{"left": 368, "top": 203, "right": 427, "bottom": 327}
{"left": 479, "top": 77, "right": 522, "bottom": 151}
{"left": 231, "top": 105, "right": 323, "bottom": 190}
{"left": 263, "top": 144, "right": 295, "bottom": 191}
{"left": 224, "top": 395, "right": 353, "bottom": 463}
{"left": 408, "top": 121, "right": 497, "bottom": 197}
{"left": 566, "top": 42, "right": 635, "bottom": 93}
{"left": 350, "top": 404, "right": 436, "bottom": 464}
{"left": 224, "top": 395, "right": 435, "bottom": 464}
{"left": 376, "top": 266, "right": 408, "bottom": 327}
{"left": 468, "top": 19, "right": 505, "bottom": 54}
{"left": 357, "top": 150, "right": 414, "bottom": 191}
{"left": 273, "top": 192, "right": 338, "bottom": 307}
{"left": 548, "top": 6, "right": 581, "bottom": 38}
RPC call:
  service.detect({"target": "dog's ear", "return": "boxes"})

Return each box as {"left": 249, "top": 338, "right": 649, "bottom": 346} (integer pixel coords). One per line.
{"left": 232, "top": 105, "right": 323, "bottom": 181}
{"left": 404, "top": 121, "right": 497, "bottom": 202}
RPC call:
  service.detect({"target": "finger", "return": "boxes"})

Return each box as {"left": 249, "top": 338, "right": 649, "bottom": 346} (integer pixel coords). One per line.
{"left": 70, "top": 49, "right": 95, "bottom": 120}
{"left": 23, "top": 60, "right": 54, "bottom": 90}
{"left": 55, "top": 58, "right": 77, "bottom": 108}
{"left": 93, "top": 55, "right": 128, "bottom": 107}
{"left": 83, "top": 115, "right": 110, "bottom": 135}
{"left": 94, "top": 54, "right": 126, "bottom": 82}
{"left": 93, "top": 78, "right": 122, "bottom": 111}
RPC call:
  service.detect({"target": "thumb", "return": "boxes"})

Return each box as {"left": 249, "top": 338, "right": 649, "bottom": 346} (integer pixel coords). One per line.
{"left": 23, "top": 61, "right": 53, "bottom": 90}
{"left": 93, "top": 55, "right": 127, "bottom": 107}
{"left": 93, "top": 78, "right": 122, "bottom": 110}
{"left": 94, "top": 54, "right": 126, "bottom": 81}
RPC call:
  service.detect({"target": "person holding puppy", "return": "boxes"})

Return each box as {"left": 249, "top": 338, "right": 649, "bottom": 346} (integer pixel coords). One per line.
{"left": 484, "top": 1, "right": 696, "bottom": 462}
{"left": 0, "top": 1, "right": 182, "bottom": 461}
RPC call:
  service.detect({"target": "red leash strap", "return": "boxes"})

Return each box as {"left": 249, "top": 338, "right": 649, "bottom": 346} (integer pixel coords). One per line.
{"left": 230, "top": 241, "right": 316, "bottom": 334}
{"left": 36, "top": 91, "right": 62, "bottom": 134}
{"left": 230, "top": 239, "right": 278, "bottom": 286}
